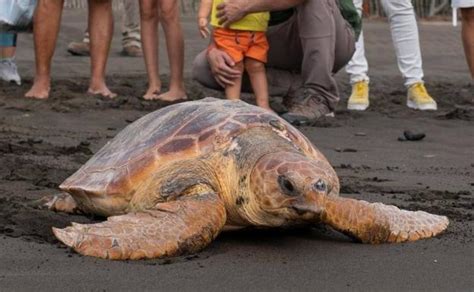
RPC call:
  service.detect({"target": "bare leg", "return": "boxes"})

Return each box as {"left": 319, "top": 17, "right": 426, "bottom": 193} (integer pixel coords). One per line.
{"left": 244, "top": 58, "right": 271, "bottom": 111}
{"left": 87, "top": 0, "right": 117, "bottom": 98}
{"left": 157, "top": 0, "right": 187, "bottom": 101}
{"left": 0, "top": 47, "right": 15, "bottom": 58}
{"left": 461, "top": 7, "right": 474, "bottom": 78}
{"left": 25, "top": 0, "right": 64, "bottom": 99}
{"left": 225, "top": 61, "right": 244, "bottom": 100}
{"left": 139, "top": 0, "right": 162, "bottom": 100}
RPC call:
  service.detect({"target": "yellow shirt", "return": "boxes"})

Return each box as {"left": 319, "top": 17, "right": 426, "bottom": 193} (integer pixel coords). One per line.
{"left": 210, "top": 0, "right": 269, "bottom": 32}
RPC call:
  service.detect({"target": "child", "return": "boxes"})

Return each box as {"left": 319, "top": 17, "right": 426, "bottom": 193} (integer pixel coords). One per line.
{"left": 139, "top": 0, "right": 187, "bottom": 101}
{"left": 198, "top": 0, "right": 271, "bottom": 110}
{"left": 0, "top": 33, "right": 21, "bottom": 85}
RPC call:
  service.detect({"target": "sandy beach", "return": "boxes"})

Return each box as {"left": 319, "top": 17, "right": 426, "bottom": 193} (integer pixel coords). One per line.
{"left": 0, "top": 10, "right": 473, "bottom": 291}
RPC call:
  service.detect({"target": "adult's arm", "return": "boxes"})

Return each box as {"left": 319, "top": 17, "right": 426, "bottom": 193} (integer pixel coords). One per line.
{"left": 208, "top": 0, "right": 305, "bottom": 86}
{"left": 207, "top": 39, "right": 242, "bottom": 87}
{"left": 216, "top": 0, "right": 305, "bottom": 27}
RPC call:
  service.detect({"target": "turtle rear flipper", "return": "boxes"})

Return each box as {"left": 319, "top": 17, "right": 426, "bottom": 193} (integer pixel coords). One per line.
{"left": 32, "top": 193, "right": 80, "bottom": 214}
{"left": 53, "top": 192, "right": 226, "bottom": 260}
{"left": 321, "top": 197, "right": 449, "bottom": 244}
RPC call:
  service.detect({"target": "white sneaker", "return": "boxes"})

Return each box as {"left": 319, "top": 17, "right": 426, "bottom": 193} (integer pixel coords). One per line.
{"left": 0, "top": 58, "right": 21, "bottom": 85}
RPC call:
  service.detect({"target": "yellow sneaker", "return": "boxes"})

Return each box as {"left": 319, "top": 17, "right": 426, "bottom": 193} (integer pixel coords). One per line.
{"left": 407, "top": 83, "right": 437, "bottom": 111}
{"left": 347, "top": 81, "right": 369, "bottom": 111}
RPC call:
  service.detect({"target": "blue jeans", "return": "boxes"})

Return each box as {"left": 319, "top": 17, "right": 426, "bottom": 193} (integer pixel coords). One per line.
{"left": 0, "top": 33, "right": 17, "bottom": 47}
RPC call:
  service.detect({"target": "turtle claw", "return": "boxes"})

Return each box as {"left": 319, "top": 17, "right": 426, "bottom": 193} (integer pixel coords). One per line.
{"left": 53, "top": 227, "right": 79, "bottom": 247}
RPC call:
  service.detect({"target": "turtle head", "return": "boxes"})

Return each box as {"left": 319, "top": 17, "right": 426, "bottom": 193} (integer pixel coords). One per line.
{"left": 249, "top": 152, "right": 339, "bottom": 225}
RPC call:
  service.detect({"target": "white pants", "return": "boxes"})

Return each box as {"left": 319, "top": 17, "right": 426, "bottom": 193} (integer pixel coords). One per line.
{"left": 346, "top": 0, "right": 424, "bottom": 87}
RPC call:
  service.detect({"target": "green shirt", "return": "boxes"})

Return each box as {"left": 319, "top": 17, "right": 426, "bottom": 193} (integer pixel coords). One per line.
{"left": 269, "top": 0, "right": 361, "bottom": 40}
{"left": 337, "top": 0, "right": 361, "bottom": 39}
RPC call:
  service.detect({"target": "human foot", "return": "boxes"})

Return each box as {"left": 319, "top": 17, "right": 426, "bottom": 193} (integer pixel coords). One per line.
{"left": 157, "top": 88, "right": 187, "bottom": 102}
{"left": 122, "top": 45, "right": 143, "bottom": 57}
{"left": 256, "top": 100, "right": 273, "bottom": 112}
{"left": 88, "top": 82, "right": 117, "bottom": 99}
{"left": 142, "top": 86, "right": 162, "bottom": 100}
{"left": 25, "top": 77, "right": 50, "bottom": 99}
{"left": 67, "top": 41, "right": 90, "bottom": 56}
{"left": 260, "top": 105, "right": 275, "bottom": 113}
{"left": 281, "top": 89, "right": 334, "bottom": 126}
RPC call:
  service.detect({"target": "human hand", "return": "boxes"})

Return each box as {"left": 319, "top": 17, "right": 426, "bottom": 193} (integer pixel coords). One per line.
{"left": 216, "top": 0, "right": 249, "bottom": 28}
{"left": 207, "top": 47, "right": 241, "bottom": 87}
{"left": 198, "top": 17, "right": 210, "bottom": 38}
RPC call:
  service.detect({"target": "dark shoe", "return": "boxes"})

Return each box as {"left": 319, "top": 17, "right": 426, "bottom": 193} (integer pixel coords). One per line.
{"left": 67, "top": 41, "right": 90, "bottom": 56}
{"left": 121, "top": 45, "right": 143, "bottom": 57}
{"left": 281, "top": 89, "right": 334, "bottom": 126}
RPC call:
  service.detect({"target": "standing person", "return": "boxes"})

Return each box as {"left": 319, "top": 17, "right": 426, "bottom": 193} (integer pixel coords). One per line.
{"left": 345, "top": 0, "right": 437, "bottom": 111}
{"left": 139, "top": 0, "right": 187, "bottom": 101}
{"left": 25, "top": 0, "right": 116, "bottom": 99}
{"left": 68, "top": 0, "right": 142, "bottom": 57}
{"left": 453, "top": 0, "right": 474, "bottom": 78}
{"left": 197, "top": 0, "right": 271, "bottom": 110}
{"left": 0, "top": 33, "right": 21, "bottom": 85}
{"left": 193, "top": 0, "right": 360, "bottom": 125}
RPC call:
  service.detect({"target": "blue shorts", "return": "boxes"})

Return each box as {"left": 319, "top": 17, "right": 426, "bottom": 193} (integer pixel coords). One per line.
{"left": 0, "top": 33, "right": 17, "bottom": 47}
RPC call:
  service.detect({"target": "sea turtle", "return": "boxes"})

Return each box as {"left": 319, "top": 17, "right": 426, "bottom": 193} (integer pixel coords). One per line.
{"left": 44, "top": 98, "right": 449, "bottom": 260}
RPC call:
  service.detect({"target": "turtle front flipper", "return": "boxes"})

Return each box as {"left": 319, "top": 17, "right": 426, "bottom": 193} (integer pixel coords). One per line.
{"left": 321, "top": 196, "right": 449, "bottom": 244}
{"left": 53, "top": 192, "right": 226, "bottom": 260}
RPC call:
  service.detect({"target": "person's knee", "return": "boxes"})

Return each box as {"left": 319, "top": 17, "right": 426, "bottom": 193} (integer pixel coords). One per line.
{"left": 192, "top": 51, "right": 212, "bottom": 86}
{"left": 244, "top": 59, "right": 265, "bottom": 75}
{"left": 160, "top": 2, "right": 179, "bottom": 24}
{"left": 382, "top": 0, "right": 414, "bottom": 17}
{"left": 140, "top": 4, "right": 158, "bottom": 21}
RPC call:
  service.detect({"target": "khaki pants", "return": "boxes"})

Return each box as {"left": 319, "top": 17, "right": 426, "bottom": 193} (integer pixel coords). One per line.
{"left": 193, "top": 0, "right": 355, "bottom": 110}
{"left": 121, "top": 0, "right": 140, "bottom": 48}
{"left": 84, "top": 0, "right": 141, "bottom": 48}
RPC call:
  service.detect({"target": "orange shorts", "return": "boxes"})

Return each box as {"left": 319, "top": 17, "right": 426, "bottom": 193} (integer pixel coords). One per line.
{"left": 212, "top": 28, "right": 269, "bottom": 63}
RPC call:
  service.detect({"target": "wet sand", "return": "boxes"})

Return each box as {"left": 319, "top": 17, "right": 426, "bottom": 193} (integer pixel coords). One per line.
{"left": 0, "top": 11, "right": 473, "bottom": 291}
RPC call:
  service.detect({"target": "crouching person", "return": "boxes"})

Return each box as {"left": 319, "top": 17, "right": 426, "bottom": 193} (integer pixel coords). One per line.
{"left": 193, "top": 0, "right": 360, "bottom": 125}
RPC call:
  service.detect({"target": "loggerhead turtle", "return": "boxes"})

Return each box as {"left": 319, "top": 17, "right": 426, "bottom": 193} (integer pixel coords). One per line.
{"left": 45, "top": 98, "right": 449, "bottom": 260}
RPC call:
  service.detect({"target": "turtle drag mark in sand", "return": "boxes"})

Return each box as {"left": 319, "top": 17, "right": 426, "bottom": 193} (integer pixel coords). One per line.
{"left": 41, "top": 98, "right": 449, "bottom": 260}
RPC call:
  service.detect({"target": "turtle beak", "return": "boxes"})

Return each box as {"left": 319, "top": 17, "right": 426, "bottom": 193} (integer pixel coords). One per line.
{"left": 291, "top": 191, "right": 325, "bottom": 219}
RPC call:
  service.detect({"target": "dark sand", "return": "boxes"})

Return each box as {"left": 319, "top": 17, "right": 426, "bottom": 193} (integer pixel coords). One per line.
{"left": 0, "top": 11, "right": 473, "bottom": 291}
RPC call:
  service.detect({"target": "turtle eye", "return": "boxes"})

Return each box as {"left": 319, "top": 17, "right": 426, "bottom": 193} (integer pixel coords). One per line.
{"left": 313, "top": 179, "right": 327, "bottom": 192}
{"left": 278, "top": 175, "right": 297, "bottom": 196}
